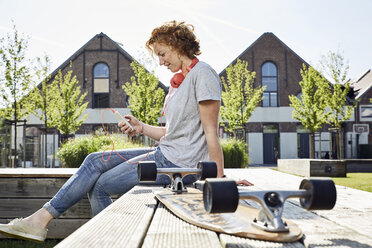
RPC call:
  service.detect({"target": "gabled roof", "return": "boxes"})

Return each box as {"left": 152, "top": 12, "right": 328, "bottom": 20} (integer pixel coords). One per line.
{"left": 219, "top": 32, "right": 310, "bottom": 76}
{"left": 350, "top": 69, "right": 372, "bottom": 100}
{"left": 39, "top": 32, "right": 168, "bottom": 92}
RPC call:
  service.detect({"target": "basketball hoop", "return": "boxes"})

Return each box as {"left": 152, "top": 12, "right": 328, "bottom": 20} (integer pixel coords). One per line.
{"left": 353, "top": 124, "right": 369, "bottom": 134}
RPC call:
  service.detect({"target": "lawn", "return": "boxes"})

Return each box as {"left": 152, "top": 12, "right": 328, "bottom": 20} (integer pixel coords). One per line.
{"left": 332, "top": 173, "right": 372, "bottom": 192}
{"left": 0, "top": 239, "right": 60, "bottom": 248}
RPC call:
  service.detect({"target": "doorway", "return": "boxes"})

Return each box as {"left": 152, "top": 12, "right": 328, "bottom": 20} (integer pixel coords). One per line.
{"left": 263, "top": 124, "right": 279, "bottom": 164}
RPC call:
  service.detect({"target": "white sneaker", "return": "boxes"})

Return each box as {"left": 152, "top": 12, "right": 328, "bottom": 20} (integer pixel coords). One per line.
{"left": 0, "top": 218, "right": 47, "bottom": 242}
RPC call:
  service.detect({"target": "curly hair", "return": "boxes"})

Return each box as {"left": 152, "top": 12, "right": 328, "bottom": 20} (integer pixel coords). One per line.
{"left": 146, "top": 20, "right": 201, "bottom": 59}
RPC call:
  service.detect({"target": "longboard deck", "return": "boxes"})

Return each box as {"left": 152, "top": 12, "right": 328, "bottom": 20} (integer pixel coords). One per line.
{"left": 154, "top": 187, "right": 303, "bottom": 242}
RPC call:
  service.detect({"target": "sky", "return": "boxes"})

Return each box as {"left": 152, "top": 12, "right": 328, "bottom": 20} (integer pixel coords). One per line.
{"left": 0, "top": 0, "right": 371, "bottom": 86}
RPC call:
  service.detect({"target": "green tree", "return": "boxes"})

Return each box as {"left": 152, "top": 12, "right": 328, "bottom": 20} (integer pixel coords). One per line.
{"left": 289, "top": 64, "right": 330, "bottom": 158}
{"left": 52, "top": 67, "right": 88, "bottom": 143}
{"left": 122, "top": 61, "right": 165, "bottom": 125}
{"left": 0, "top": 21, "right": 33, "bottom": 167}
{"left": 26, "top": 55, "right": 59, "bottom": 166}
{"left": 320, "top": 51, "right": 355, "bottom": 159}
{"left": 220, "top": 59, "right": 265, "bottom": 140}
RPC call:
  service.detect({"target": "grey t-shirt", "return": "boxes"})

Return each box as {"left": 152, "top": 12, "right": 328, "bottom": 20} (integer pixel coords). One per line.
{"left": 159, "top": 61, "right": 222, "bottom": 168}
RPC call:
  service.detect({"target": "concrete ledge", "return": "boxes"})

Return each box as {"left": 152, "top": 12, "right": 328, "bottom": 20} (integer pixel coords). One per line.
{"left": 278, "top": 159, "right": 346, "bottom": 177}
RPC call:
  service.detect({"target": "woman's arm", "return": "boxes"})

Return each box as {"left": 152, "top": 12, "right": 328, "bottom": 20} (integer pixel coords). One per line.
{"left": 119, "top": 115, "right": 166, "bottom": 141}
{"left": 198, "top": 100, "right": 224, "bottom": 178}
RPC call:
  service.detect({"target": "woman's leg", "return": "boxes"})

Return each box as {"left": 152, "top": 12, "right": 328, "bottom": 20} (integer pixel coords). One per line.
{"left": 43, "top": 147, "right": 154, "bottom": 218}
{"left": 88, "top": 147, "right": 179, "bottom": 215}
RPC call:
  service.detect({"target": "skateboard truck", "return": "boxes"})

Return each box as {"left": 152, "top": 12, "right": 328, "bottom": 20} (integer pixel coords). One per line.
{"left": 203, "top": 178, "right": 337, "bottom": 232}
{"left": 138, "top": 161, "right": 217, "bottom": 194}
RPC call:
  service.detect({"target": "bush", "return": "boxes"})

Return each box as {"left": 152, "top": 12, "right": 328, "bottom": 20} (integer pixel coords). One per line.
{"left": 220, "top": 138, "right": 249, "bottom": 168}
{"left": 58, "top": 134, "right": 143, "bottom": 168}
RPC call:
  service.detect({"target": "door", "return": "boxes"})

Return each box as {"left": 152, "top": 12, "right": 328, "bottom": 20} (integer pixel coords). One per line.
{"left": 263, "top": 124, "right": 279, "bottom": 165}
{"left": 298, "top": 133, "right": 309, "bottom": 158}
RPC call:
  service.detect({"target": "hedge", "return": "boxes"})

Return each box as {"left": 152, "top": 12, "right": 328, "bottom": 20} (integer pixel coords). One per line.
{"left": 220, "top": 138, "right": 249, "bottom": 168}
{"left": 58, "top": 135, "right": 248, "bottom": 169}
{"left": 58, "top": 134, "right": 143, "bottom": 168}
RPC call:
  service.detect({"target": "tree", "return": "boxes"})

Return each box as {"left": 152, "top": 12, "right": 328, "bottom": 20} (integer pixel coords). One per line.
{"left": 320, "top": 50, "right": 355, "bottom": 159}
{"left": 26, "top": 55, "right": 59, "bottom": 166}
{"left": 220, "top": 59, "right": 265, "bottom": 140}
{"left": 52, "top": 67, "right": 88, "bottom": 143}
{"left": 122, "top": 61, "right": 165, "bottom": 126}
{"left": 289, "top": 64, "right": 330, "bottom": 158}
{"left": 0, "top": 21, "right": 33, "bottom": 167}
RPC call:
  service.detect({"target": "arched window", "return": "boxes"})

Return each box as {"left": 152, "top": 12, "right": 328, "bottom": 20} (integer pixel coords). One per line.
{"left": 262, "top": 62, "right": 278, "bottom": 107}
{"left": 93, "top": 63, "right": 109, "bottom": 108}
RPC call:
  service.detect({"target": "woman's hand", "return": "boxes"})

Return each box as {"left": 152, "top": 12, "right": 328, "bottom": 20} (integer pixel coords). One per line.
{"left": 236, "top": 179, "right": 254, "bottom": 186}
{"left": 118, "top": 115, "right": 143, "bottom": 136}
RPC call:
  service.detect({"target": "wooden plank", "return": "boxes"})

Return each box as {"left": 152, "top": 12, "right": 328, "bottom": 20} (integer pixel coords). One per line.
{"left": 142, "top": 202, "right": 221, "bottom": 248}
{"left": 55, "top": 186, "right": 157, "bottom": 248}
{"left": 0, "top": 178, "right": 68, "bottom": 198}
{"left": 0, "top": 198, "right": 93, "bottom": 219}
{"left": 0, "top": 219, "right": 88, "bottom": 239}
{"left": 281, "top": 201, "right": 372, "bottom": 248}
{"left": 220, "top": 234, "right": 304, "bottom": 248}
{"left": 0, "top": 168, "right": 77, "bottom": 178}
{"left": 224, "top": 168, "right": 372, "bottom": 248}
{"left": 311, "top": 186, "right": 372, "bottom": 238}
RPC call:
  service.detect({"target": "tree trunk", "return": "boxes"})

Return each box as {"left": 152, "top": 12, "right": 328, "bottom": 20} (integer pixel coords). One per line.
{"left": 339, "top": 128, "right": 344, "bottom": 159}
{"left": 22, "top": 121, "right": 26, "bottom": 168}
{"left": 309, "top": 132, "right": 315, "bottom": 159}
{"left": 13, "top": 121, "right": 17, "bottom": 167}
{"left": 318, "top": 131, "right": 322, "bottom": 158}
{"left": 52, "top": 129, "right": 56, "bottom": 168}
{"left": 44, "top": 117, "right": 48, "bottom": 167}
{"left": 334, "top": 127, "right": 341, "bottom": 159}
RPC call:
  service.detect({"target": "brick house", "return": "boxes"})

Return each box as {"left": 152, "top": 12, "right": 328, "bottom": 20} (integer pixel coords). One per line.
{"left": 22, "top": 33, "right": 167, "bottom": 167}
{"left": 349, "top": 69, "right": 372, "bottom": 158}
{"left": 220, "top": 32, "right": 372, "bottom": 165}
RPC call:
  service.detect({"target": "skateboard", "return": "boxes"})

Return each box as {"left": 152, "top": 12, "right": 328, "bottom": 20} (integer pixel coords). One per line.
{"left": 138, "top": 162, "right": 337, "bottom": 242}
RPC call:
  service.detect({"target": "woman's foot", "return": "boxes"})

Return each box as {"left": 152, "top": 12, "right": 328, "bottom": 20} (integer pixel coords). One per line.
{"left": 0, "top": 218, "right": 47, "bottom": 242}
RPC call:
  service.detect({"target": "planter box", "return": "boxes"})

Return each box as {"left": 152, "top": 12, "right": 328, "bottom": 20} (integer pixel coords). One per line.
{"left": 278, "top": 159, "right": 346, "bottom": 177}
{"left": 345, "top": 159, "right": 372, "bottom": 172}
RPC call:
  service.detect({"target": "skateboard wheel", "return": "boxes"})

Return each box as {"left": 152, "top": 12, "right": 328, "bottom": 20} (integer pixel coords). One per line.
{"left": 203, "top": 179, "right": 239, "bottom": 213}
{"left": 138, "top": 161, "right": 157, "bottom": 181}
{"left": 198, "top": 161, "right": 217, "bottom": 180}
{"left": 299, "top": 178, "right": 337, "bottom": 210}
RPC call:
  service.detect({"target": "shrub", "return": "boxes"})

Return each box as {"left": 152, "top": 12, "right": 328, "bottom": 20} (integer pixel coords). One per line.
{"left": 58, "top": 134, "right": 143, "bottom": 168}
{"left": 220, "top": 138, "right": 249, "bottom": 168}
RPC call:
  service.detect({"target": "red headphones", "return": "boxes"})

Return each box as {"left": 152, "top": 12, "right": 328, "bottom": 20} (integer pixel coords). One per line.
{"left": 170, "top": 58, "right": 199, "bottom": 88}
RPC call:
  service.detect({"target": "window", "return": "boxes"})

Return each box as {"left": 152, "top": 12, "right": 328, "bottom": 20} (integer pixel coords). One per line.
{"left": 360, "top": 106, "right": 372, "bottom": 120}
{"left": 262, "top": 62, "right": 278, "bottom": 107}
{"left": 93, "top": 63, "right": 109, "bottom": 108}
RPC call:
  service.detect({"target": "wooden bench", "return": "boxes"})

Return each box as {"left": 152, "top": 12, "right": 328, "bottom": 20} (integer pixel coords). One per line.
{"left": 55, "top": 168, "right": 372, "bottom": 247}
{"left": 1, "top": 168, "right": 372, "bottom": 247}
{"left": 0, "top": 168, "right": 118, "bottom": 239}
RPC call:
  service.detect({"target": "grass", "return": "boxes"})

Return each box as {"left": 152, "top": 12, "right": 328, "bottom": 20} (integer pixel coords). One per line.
{"left": 0, "top": 239, "right": 61, "bottom": 248}
{"left": 273, "top": 168, "right": 372, "bottom": 192}
{"left": 332, "top": 173, "right": 372, "bottom": 192}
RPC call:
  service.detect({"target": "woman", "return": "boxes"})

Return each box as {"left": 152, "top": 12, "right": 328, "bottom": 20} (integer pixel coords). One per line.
{"left": 0, "top": 20, "right": 252, "bottom": 242}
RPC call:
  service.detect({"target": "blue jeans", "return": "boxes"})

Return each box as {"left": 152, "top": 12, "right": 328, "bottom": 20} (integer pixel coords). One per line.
{"left": 43, "top": 147, "right": 194, "bottom": 217}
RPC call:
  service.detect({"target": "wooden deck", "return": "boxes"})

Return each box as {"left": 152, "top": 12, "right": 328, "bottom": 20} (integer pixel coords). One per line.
{"left": 1, "top": 168, "right": 372, "bottom": 247}
{"left": 57, "top": 168, "right": 372, "bottom": 248}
